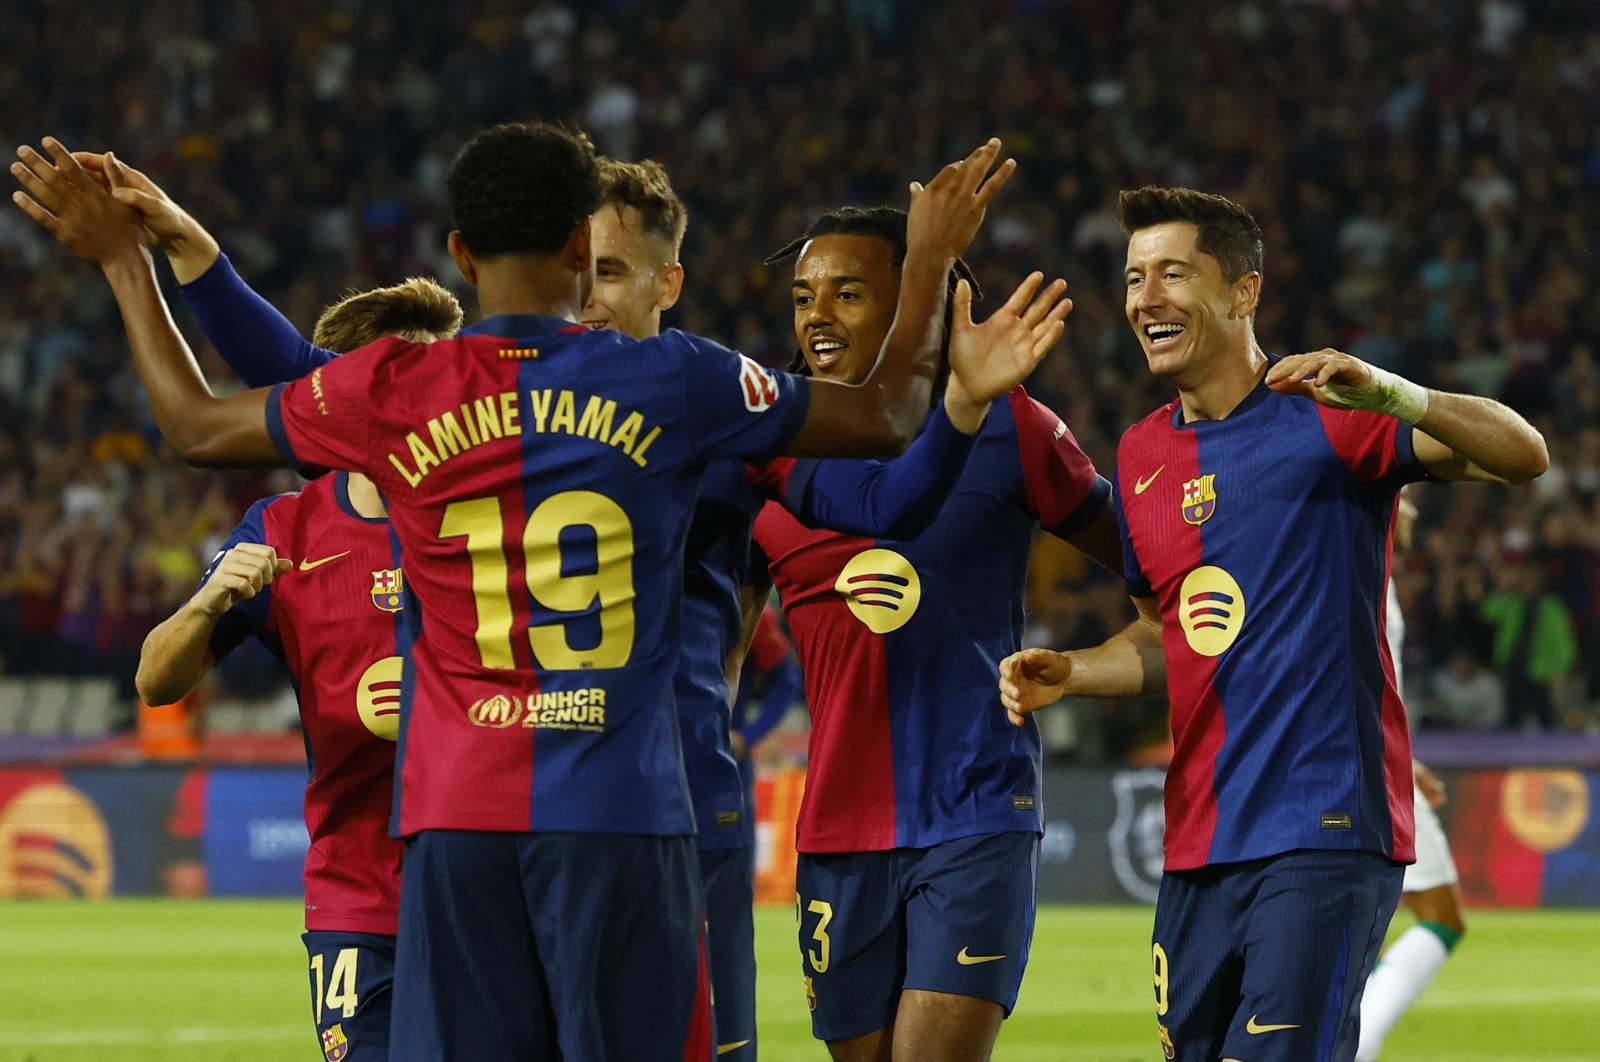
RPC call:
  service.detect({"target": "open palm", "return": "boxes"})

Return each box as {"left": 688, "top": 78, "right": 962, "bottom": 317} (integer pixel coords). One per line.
{"left": 948, "top": 272, "right": 1072, "bottom": 403}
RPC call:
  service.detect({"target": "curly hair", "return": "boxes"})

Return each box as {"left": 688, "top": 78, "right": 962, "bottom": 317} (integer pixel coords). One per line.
{"left": 446, "top": 122, "right": 602, "bottom": 258}
{"left": 313, "top": 277, "right": 464, "bottom": 352}
{"left": 597, "top": 158, "right": 688, "bottom": 255}
{"left": 764, "top": 205, "right": 980, "bottom": 384}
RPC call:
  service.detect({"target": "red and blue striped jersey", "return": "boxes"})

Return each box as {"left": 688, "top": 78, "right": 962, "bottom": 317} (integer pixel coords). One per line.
{"left": 265, "top": 316, "right": 809, "bottom": 837}
{"left": 205, "top": 472, "right": 404, "bottom": 934}
{"left": 752, "top": 388, "right": 1108, "bottom": 852}
{"left": 1114, "top": 377, "right": 1427, "bottom": 871}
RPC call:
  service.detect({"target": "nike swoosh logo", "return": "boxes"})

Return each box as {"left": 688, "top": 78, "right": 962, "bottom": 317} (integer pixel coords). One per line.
{"left": 1245, "top": 1016, "right": 1300, "bottom": 1034}
{"left": 298, "top": 551, "right": 351, "bottom": 572}
{"left": 956, "top": 947, "right": 1007, "bottom": 966}
{"left": 1134, "top": 465, "right": 1165, "bottom": 494}
{"left": 716, "top": 1041, "right": 751, "bottom": 1055}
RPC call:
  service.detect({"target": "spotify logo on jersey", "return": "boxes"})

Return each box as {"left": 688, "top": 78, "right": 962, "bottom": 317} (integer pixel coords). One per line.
{"left": 835, "top": 548, "right": 923, "bottom": 635}
{"left": 357, "top": 656, "right": 404, "bottom": 740}
{"left": 1178, "top": 566, "right": 1245, "bottom": 656}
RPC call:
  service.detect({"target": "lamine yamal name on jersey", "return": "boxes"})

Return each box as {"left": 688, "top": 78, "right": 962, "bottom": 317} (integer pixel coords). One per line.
{"left": 384, "top": 387, "right": 664, "bottom": 487}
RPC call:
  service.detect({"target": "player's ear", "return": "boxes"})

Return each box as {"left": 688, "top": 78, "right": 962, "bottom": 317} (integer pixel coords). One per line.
{"left": 447, "top": 231, "right": 478, "bottom": 286}
{"left": 657, "top": 262, "right": 684, "bottom": 312}
{"left": 563, "top": 217, "right": 593, "bottom": 276}
{"left": 1230, "top": 271, "right": 1261, "bottom": 319}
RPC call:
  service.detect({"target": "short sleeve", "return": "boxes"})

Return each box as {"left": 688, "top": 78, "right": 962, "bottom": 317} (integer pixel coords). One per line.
{"left": 1112, "top": 479, "right": 1153, "bottom": 599}
{"left": 662, "top": 331, "right": 810, "bottom": 464}
{"left": 265, "top": 336, "right": 419, "bottom": 474}
{"left": 202, "top": 497, "right": 280, "bottom": 661}
{"left": 1011, "top": 389, "right": 1111, "bottom": 538}
{"left": 1317, "top": 405, "right": 1430, "bottom": 485}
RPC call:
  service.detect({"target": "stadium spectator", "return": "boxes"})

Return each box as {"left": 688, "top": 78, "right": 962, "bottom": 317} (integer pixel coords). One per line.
{"left": 2, "top": 0, "right": 1595, "bottom": 749}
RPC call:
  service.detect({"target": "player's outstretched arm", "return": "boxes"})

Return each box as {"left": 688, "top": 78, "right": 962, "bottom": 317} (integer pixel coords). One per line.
{"left": 783, "top": 138, "right": 1016, "bottom": 457}
{"left": 136, "top": 543, "right": 290, "bottom": 705}
{"left": 76, "top": 152, "right": 334, "bottom": 388}
{"left": 12, "top": 138, "right": 282, "bottom": 467}
{"left": 998, "top": 596, "right": 1164, "bottom": 727}
{"left": 1264, "top": 349, "right": 1548, "bottom": 483}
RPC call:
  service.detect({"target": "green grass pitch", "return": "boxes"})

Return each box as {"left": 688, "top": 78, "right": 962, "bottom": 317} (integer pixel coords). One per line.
{"left": 0, "top": 901, "right": 1594, "bottom": 1060}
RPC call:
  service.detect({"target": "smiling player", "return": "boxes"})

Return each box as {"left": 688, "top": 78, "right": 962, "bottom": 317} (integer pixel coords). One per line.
{"left": 1000, "top": 186, "right": 1546, "bottom": 1062}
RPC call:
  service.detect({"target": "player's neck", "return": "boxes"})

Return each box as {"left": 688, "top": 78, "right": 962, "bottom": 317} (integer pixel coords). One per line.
{"left": 473, "top": 263, "right": 585, "bottom": 324}
{"left": 1176, "top": 342, "right": 1268, "bottom": 423}
{"left": 346, "top": 473, "right": 387, "bottom": 518}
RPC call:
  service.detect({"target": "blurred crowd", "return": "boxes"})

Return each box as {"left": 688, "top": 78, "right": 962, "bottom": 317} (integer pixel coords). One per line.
{"left": 1, "top": 0, "right": 1596, "bottom": 749}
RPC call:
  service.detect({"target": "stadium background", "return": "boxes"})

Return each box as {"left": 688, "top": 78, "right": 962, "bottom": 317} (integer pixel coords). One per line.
{"left": 1, "top": 0, "right": 1599, "bottom": 1058}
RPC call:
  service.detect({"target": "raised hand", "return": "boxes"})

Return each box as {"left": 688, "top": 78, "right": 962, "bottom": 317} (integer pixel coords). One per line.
{"left": 997, "top": 647, "right": 1073, "bottom": 727}
{"left": 906, "top": 138, "right": 1015, "bottom": 263}
{"left": 11, "top": 138, "right": 145, "bottom": 266}
{"left": 1264, "top": 347, "right": 1429, "bottom": 423}
{"left": 72, "top": 151, "right": 221, "bottom": 283}
{"left": 194, "top": 543, "right": 293, "bottom": 618}
{"left": 947, "top": 271, "right": 1072, "bottom": 405}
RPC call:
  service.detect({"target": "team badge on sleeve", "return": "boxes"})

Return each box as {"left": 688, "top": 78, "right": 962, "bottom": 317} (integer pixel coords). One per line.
{"left": 370, "top": 568, "right": 405, "bottom": 613}
{"left": 738, "top": 354, "right": 781, "bottom": 412}
{"left": 321, "top": 1023, "right": 350, "bottom": 1061}
{"left": 1180, "top": 474, "right": 1217, "bottom": 525}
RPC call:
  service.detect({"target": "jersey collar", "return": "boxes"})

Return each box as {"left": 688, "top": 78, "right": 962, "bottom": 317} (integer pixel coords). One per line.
{"left": 461, "top": 313, "right": 581, "bottom": 339}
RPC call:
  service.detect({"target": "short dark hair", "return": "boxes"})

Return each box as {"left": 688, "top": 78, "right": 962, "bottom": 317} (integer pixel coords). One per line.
{"left": 1117, "top": 187, "right": 1264, "bottom": 284}
{"left": 764, "top": 206, "right": 981, "bottom": 385}
{"left": 446, "top": 122, "right": 602, "bottom": 258}
{"left": 598, "top": 158, "right": 688, "bottom": 255}
{"left": 313, "top": 277, "right": 464, "bottom": 353}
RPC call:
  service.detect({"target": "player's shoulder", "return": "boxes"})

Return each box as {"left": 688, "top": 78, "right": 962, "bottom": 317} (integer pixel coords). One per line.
{"left": 653, "top": 327, "right": 739, "bottom": 362}
{"left": 1118, "top": 399, "right": 1180, "bottom": 452}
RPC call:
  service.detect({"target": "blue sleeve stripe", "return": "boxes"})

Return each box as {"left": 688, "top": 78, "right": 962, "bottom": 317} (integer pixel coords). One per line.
{"left": 1393, "top": 421, "right": 1435, "bottom": 482}
{"left": 783, "top": 458, "right": 820, "bottom": 518}
{"left": 1048, "top": 474, "right": 1112, "bottom": 538}
{"left": 264, "top": 383, "right": 299, "bottom": 466}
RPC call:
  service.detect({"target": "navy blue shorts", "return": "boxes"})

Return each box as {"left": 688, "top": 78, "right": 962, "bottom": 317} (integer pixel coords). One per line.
{"left": 391, "top": 830, "right": 712, "bottom": 1061}
{"left": 699, "top": 846, "right": 757, "bottom": 1058}
{"left": 794, "top": 832, "right": 1038, "bottom": 1042}
{"left": 1152, "top": 848, "right": 1403, "bottom": 1062}
{"left": 304, "top": 931, "right": 394, "bottom": 1062}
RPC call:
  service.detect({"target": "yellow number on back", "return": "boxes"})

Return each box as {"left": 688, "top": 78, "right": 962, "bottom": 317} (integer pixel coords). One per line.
{"left": 441, "top": 491, "right": 637, "bottom": 670}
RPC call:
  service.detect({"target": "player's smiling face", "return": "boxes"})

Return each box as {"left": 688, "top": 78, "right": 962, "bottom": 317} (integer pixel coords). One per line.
{"left": 582, "top": 203, "right": 680, "bottom": 340}
{"left": 1124, "top": 221, "right": 1253, "bottom": 384}
{"left": 791, "top": 235, "right": 901, "bottom": 383}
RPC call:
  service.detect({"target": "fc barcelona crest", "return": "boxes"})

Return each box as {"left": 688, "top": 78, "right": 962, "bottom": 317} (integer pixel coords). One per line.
{"left": 321, "top": 1023, "right": 350, "bottom": 1062}
{"left": 371, "top": 568, "right": 405, "bottom": 613}
{"left": 1180, "top": 474, "right": 1217, "bottom": 525}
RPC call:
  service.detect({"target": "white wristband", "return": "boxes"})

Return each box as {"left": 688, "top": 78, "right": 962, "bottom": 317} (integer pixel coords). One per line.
{"left": 1323, "top": 364, "right": 1430, "bottom": 425}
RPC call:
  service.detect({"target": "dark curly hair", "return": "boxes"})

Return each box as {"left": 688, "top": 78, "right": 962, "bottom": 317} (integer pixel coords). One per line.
{"left": 446, "top": 122, "right": 602, "bottom": 258}
{"left": 765, "top": 205, "right": 980, "bottom": 386}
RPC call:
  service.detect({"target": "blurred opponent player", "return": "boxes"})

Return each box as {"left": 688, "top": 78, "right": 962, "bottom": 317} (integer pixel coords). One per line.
{"left": 753, "top": 206, "right": 1122, "bottom": 1062}
{"left": 13, "top": 128, "right": 1056, "bottom": 1060}
{"left": 1356, "top": 494, "right": 1466, "bottom": 1062}
{"left": 104, "top": 148, "right": 1068, "bottom": 1059}
{"left": 999, "top": 187, "right": 1545, "bottom": 1062}
{"left": 134, "top": 277, "right": 462, "bottom": 1062}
